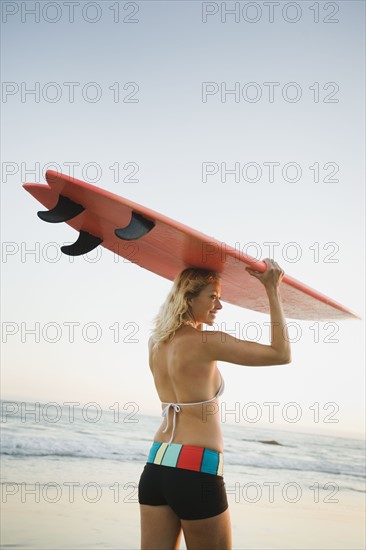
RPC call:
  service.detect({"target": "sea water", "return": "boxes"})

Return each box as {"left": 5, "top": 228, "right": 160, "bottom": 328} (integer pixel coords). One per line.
{"left": 1, "top": 400, "right": 364, "bottom": 491}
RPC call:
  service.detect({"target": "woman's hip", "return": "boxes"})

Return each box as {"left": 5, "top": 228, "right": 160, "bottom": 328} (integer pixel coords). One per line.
{"left": 146, "top": 441, "right": 224, "bottom": 476}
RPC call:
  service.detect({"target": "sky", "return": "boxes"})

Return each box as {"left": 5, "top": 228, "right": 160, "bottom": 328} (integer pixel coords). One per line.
{"left": 1, "top": 0, "right": 365, "bottom": 440}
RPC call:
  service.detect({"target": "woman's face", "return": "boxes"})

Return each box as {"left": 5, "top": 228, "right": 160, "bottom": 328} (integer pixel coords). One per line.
{"left": 189, "top": 282, "right": 222, "bottom": 326}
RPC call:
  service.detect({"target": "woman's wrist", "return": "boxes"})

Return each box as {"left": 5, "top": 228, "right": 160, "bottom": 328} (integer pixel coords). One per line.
{"left": 265, "top": 285, "right": 281, "bottom": 299}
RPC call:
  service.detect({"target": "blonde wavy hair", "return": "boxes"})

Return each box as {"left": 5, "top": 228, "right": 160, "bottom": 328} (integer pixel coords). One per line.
{"left": 150, "top": 267, "right": 221, "bottom": 347}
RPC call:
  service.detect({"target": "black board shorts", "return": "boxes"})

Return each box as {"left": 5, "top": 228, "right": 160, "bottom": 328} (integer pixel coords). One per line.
{"left": 138, "top": 442, "right": 229, "bottom": 520}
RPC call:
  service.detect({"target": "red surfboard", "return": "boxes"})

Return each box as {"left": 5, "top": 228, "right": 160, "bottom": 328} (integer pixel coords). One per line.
{"left": 23, "top": 170, "right": 359, "bottom": 321}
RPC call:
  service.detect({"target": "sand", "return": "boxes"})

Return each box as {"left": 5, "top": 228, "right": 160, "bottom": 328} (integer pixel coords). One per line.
{"left": 1, "top": 464, "right": 365, "bottom": 549}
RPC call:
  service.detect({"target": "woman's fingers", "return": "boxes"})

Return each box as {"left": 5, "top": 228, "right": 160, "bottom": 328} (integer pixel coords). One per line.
{"left": 245, "top": 266, "right": 261, "bottom": 277}
{"left": 245, "top": 258, "right": 285, "bottom": 285}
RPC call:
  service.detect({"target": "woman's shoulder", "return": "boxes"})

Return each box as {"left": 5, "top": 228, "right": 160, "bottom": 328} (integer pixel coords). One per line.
{"left": 148, "top": 328, "right": 208, "bottom": 355}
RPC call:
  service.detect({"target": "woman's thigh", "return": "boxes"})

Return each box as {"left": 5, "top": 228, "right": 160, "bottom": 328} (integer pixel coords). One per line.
{"left": 181, "top": 508, "right": 232, "bottom": 550}
{"left": 140, "top": 504, "right": 182, "bottom": 550}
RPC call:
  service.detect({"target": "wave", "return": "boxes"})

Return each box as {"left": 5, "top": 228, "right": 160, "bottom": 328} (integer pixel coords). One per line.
{"left": 0, "top": 434, "right": 148, "bottom": 463}
{"left": 2, "top": 436, "right": 365, "bottom": 481}
{"left": 258, "top": 439, "right": 285, "bottom": 446}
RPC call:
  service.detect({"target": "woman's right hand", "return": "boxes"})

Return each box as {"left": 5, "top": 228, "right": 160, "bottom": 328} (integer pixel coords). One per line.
{"left": 245, "top": 258, "right": 285, "bottom": 291}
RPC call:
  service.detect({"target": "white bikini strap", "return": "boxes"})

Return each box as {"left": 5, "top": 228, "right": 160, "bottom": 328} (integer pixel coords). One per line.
{"left": 161, "top": 403, "right": 181, "bottom": 445}
{"left": 161, "top": 395, "right": 219, "bottom": 445}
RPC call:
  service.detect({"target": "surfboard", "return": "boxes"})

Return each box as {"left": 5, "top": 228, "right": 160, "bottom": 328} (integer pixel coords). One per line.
{"left": 23, "top": 170, "right": 359, "bottom": 321}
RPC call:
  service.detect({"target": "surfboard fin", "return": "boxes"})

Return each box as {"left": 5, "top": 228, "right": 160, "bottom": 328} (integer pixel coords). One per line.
{"left": 37, "top": 195, "right": 85, "bottom": 223}
{"left": 61, "top": 230, "right": 103, "bottom": 256}
{"left": 115, "top": 211, "right": 155, "bottom": 241}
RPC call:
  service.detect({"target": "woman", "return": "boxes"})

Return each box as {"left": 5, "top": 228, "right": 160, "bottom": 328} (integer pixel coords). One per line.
{"left": 138, "top": 259, "right": 291, "bottom": 550}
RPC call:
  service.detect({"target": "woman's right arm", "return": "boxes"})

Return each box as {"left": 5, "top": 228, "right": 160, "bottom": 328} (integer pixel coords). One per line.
{"left": 204, "top": 259, "right": 292, "bottom": 367}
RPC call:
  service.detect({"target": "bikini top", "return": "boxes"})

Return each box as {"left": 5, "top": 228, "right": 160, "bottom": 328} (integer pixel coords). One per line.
{"left": 160, "top": 371, "right": 225, "bottom": 445}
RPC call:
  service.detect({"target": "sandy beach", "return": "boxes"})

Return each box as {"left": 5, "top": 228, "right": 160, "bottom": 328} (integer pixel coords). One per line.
{"left": 1, "top": 461, "right": 365, "bottom": 549}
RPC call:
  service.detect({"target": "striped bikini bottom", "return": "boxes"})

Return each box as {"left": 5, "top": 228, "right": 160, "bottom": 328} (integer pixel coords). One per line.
{"left": 146, "top": 441, "right": 224, "bottom": 477}
{"left": 139, "top": 441, "right": 228, "bottom": 519}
